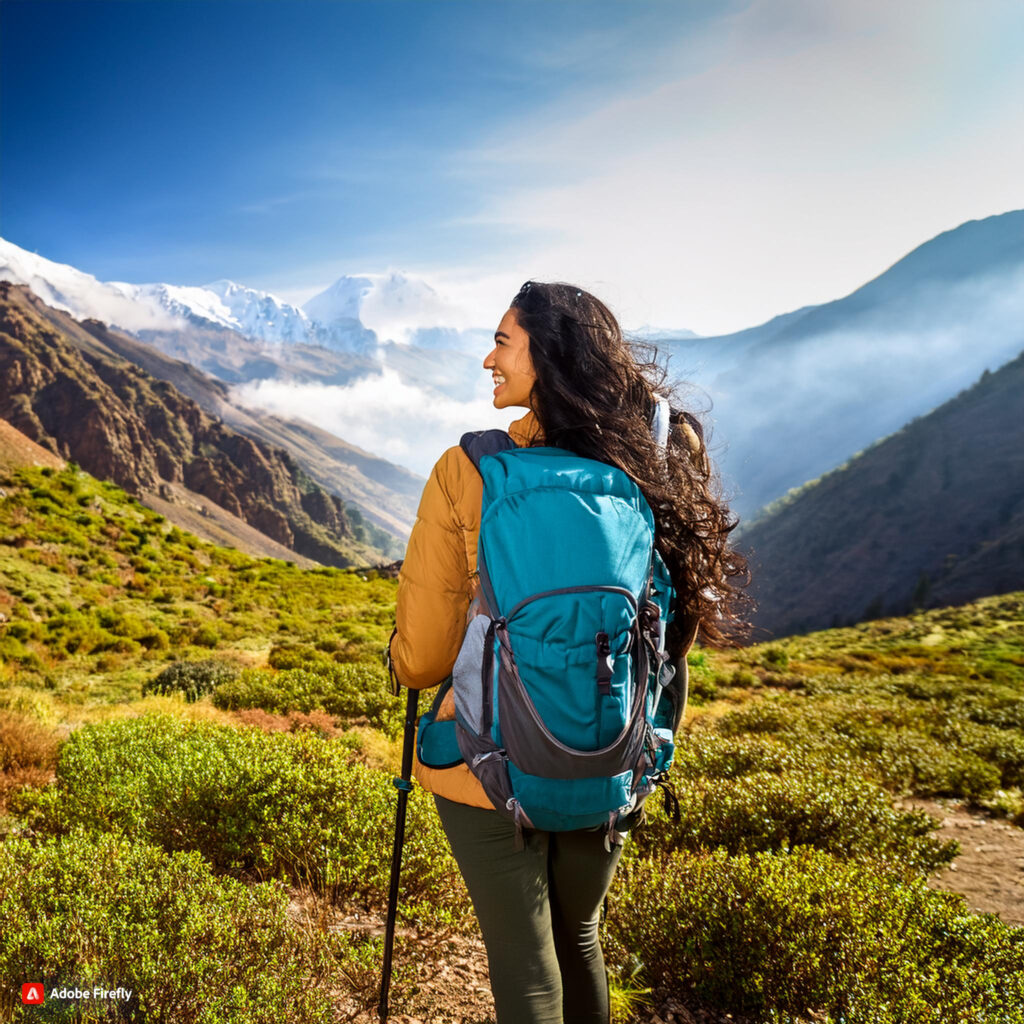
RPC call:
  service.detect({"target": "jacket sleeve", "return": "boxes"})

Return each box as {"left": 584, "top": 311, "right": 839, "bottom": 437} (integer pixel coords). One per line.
{"left": 391, "top": 447, "right": 474, "bottom": 689}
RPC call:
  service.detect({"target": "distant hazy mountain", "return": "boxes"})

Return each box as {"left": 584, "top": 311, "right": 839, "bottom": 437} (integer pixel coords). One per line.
{"left": 741, "top": 346, "right": 1024, "bottom": 639}
{"left": 659, "top": 210, "right": 1024, "bottom": 521}
{"left": 304, "top": 272, "right": 438, "bottom": 345}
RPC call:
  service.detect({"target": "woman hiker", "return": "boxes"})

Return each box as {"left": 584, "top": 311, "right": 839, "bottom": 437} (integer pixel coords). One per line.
{"left": 389, "top": 281, "right": 747, "bottom": 1024}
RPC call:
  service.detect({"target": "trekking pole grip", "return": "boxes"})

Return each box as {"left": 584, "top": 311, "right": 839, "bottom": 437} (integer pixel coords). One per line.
{"left": 378, "top": 684, "right": 419, "bottom": 1023}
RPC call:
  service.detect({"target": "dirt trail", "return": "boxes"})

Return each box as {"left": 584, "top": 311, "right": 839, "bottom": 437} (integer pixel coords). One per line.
{"left": 903, "top": 798, "right": 1024, "bottom": 926}
{"left": 287, "top": 887, "right": 758, "bottom": 1024}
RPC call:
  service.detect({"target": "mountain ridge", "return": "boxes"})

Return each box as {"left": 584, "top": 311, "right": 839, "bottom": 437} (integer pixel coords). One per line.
{"left": 660, "top": 210, "right": 1024, "bottom": 520}
{"left": 741, "top": 344, "right": 1024, "bottom": 639}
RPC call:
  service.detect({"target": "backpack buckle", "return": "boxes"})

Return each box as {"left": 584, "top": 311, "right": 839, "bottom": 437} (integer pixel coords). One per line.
{"left": 639, "top": 601, "right": 661, "bottom": 642}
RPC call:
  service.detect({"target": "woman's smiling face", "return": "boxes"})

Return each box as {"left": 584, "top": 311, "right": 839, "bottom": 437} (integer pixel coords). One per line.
{"left": 483, "top": 308, "right": 537, "bottom": 410}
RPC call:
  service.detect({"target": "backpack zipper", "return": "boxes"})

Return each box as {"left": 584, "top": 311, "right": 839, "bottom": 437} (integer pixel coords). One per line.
{"left": 596, "top": 631, "right": 613, "bottom": 696}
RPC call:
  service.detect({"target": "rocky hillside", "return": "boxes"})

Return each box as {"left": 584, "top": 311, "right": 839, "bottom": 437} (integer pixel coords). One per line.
{"left": 741, "top": 346, "right": 1024, "bottom": 639}
{"left": 0, "top": 282, "right": 383, "bottom": 568}
{"left": 18, "top": 289, "right": 421, "bottom": 548}
{"left": 0, "top": 416, "right": 66, "bottom": 472}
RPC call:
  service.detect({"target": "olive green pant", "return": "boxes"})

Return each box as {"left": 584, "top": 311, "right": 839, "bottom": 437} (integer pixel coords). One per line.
{"left": 434, "top": 795, "right": 623, "bottom": 1024}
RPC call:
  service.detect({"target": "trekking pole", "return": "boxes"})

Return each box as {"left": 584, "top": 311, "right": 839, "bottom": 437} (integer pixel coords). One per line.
{"left": 378, "top": 677, "right": 419, "bottom": 1022}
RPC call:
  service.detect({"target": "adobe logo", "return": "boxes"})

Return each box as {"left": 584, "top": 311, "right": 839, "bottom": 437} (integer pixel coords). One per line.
{"left": 22, "top": 983, "right": 44, "bottom": 1005}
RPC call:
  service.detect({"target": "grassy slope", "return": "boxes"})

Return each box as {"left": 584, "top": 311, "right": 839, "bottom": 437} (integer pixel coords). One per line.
{"left": 686, "top": 591, "right": 1024, "bottom": 818}
{"left": 2, "top": 464, "right": 1023, "bottom": 1022}
{"left": 0, "top": 462, "right": 397, "bottom": 725}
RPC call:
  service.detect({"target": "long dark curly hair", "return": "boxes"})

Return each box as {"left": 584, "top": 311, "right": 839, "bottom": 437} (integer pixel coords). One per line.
{"left": 510, "top": 280, "right": 750, "bottom": 649}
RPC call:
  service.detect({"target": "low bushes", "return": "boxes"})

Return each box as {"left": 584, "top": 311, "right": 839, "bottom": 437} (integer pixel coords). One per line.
{"left": 211, "top": 662, "right": 400, "bottom": 734}
{"left": 16, "top": 714, "right": 464, "bottom": 921}
{"left": 632, "top": 766, "right": 955, "bottom": 872}
{"left": 607, "top": 846, "right": 1024, "bottom": 1023}
{"left": 0, "top": 829, "right": 373, "bottom": 1023}
{"left": 716, "top": 690, "right": 1011, "bottom": 799}
{"left": 143, "top": 659, "right": 241, "bottom": 703}
{"left": 672, "top": 732, "right": 820, "bottom": 779}
{"left": 630, "top": 734, "right": 955, "bottom": 871}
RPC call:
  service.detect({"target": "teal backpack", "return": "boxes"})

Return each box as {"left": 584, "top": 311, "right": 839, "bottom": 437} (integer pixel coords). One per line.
{"left": 417, "top": 420, "right": 687, "bottom": 845}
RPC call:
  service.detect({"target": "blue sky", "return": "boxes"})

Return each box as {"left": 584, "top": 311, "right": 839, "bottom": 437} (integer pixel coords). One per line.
{"left": 3, "top": 0, "right": 1023, "bottom": 334}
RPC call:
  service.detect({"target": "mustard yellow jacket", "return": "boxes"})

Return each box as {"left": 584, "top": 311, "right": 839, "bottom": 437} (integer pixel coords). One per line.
{"left": 390, "top": 411, "right": 543, "bottom": 807}
{"left": 391, "top": 408, "right": 701, "bottom": 808}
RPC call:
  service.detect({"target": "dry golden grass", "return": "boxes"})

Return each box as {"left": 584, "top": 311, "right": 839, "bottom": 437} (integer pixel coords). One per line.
{"left": 0, "top": 709, "right": 60, "bottom": 812}
{"left": 73, "top": 693, "right": 240, "bottom": 727}
{"left": 232, "top": 707, "right": 344, "bottom": 738}
{"left": 337, "top": 724, "right": 402, "bottom": 772}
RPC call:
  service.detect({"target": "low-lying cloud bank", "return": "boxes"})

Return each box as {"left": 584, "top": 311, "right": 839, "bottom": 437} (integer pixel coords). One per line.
{"left": 231, "top": 367, "right": 514, "bottom": 478}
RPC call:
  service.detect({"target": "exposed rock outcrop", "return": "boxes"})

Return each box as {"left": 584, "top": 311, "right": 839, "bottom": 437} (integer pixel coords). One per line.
{"left": 0, "top": 282, "right": 378, "bottom": 567}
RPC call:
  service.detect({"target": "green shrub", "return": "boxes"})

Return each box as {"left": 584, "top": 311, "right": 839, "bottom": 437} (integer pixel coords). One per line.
{"left": 684, "top": 649, "right": 720, "bottom": 702}
{"left": 718, "top": 700, "right": 791, "bottom": 735}
{"left": 607, "top": 847, "right": 1024, "bottom": 1023}
{"left": 0, "top": 829, "right": 372, "bottom": 1023}
{"left": 673, "top": 733, "right": 809, "bottom": 778}
{"left": 212, "top": 662, "right": 400, "bottom": 733}
{"left": 936, "top": 719, "right": 1024, "bottom": 789}
{"left": 143, "top": 659, "right": 241, "bottom": 702}
{"left": 760, "top": 645, "right": 790, "bottom": 670}
{"left": 192, "top": 624, "right": 221, "bottom": 648}
{"left": 716, "top": 693, "right": 1008, "bottom": 799}
{"left": 631, "top": 768, "right": 955, "bottom": 873}
{"left": 267, "top": 643, "right": 332, "bottom": 670}
{"left": 18, "top": 715, "right": 464, "bottom": 921}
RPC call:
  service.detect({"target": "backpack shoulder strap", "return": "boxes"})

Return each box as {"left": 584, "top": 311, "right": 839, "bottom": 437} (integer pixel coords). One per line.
{"left": 459, "top": 429, "right": 517, "bottom": 473}
{"left": 459, "top": 429, "right": 516, "bottom": 617}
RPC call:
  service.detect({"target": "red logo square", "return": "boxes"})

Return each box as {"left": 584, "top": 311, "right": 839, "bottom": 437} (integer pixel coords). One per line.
{"left": 22, "top": 983, "right": 45, "bottom": 1004}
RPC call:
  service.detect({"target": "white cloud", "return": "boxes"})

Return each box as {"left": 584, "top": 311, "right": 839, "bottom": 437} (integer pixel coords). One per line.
{"left": 458, "top": 0, "right": 1024, "bottom": 335}
{"left": 230, "top": 367, "right": 515, "bottom": 477}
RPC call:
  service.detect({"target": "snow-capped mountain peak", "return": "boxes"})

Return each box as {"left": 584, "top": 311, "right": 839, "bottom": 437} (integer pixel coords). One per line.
{"left": 0, "top": 238, "right": 183, "bottom": 332}
{"left": 0, "top": 236, "right": 484, "bottom": 355}
{"left": 198, "top": 279, "right": 313, "bottom": 344}
{"left": 303, "top": 271, "right": 470, "bottom": 345}
{"left": 302, "top": 275, "right": 376, "bottom": 324}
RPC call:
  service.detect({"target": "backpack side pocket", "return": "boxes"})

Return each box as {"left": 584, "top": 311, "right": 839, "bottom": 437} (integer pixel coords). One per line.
{"left": 416, "top": 678, "right": 464, "bottom": 769}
